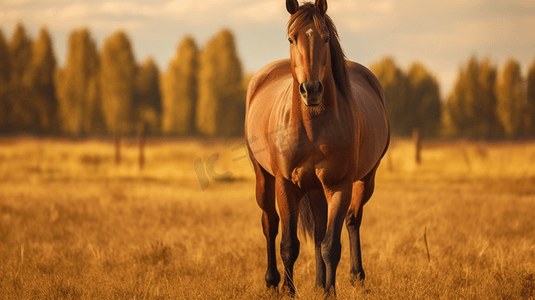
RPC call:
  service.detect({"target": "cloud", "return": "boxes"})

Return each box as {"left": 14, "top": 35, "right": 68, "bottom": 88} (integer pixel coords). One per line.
{"left": 163, "top": 0, "right": 241, "bottom": 18}
{"left": 328, "top": 0, "right": 397, "bottom": 33}
{"left": 100, "top": 2, "right": 160, "bottom": 17}
{"left": 91, "top": 19, "right": 145, "bottom": 31}
{"left": 59, "top": 3, "right": 91, "bottom": 20}
{"left": 14, "top": 1, "right": 157, "bottom": 31}
{"left": 397, "top": 15, "right": 535, "bottom": 52}
{"left": 511, "top": 0, "right": 535, "bottom": 8}
{"left": 232, "top": 0, "right": 285, "bottom": 23}
{"left": 1, "top": 0, "right": 32, "bottom": 5}
{"left": 0, "top": 0, "right": 71, "bottom": 5}
{"left": 0, "top": 8, "right": 20, "bottom": 20}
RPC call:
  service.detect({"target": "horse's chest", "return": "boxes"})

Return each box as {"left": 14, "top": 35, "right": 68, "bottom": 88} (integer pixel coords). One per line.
{"left": 275, "top": 131, "right": 351, "bottom": 189}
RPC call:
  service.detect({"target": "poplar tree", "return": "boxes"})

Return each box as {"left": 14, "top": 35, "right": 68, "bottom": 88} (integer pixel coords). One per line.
{"left": 442, "top": 56, "right": 500, "bottom": 138}
{"left": 5, "top": 23, "right": 39, "bottom": 132}
{"left": 162, "top": 36, "right": 198, "bottom": 134}
{"left": 442, "top": 57, "right": 478, "bottom": 137}
{"left": 526, "top": 59, "right": 535, "bottom": 136}
{"left": 407, "top": 62, "right": 441, "bottom": 137}
{"left": 134, "top": 57, "right": 161, "bottom": 134}
{"left": 496, "top": 59, "right": 524, "bottom": 137}
{"left": 196, "top": 34, "right": 220, "bottom": 136}
{"left": 100, "top": 31, "right": 136, "bottom": 134}
{"left": 24, "top": 27, "right": 57, "bottom": 132}
{"left": 370, "top": 57, "right": 411, "bottom": 136}
{"left": 0, "top": 29, "right": 9, "bottom": 89}
{"left": 443, "top": 56, "right": 503, "bottom": 138}
{"left": 0, "top": 29, "right": 10, "bottom": 132}
{"left": 197, "top": 29, "right": 243, "bottom": 136}
{"left": 477, "top": 58, "right": 500, "bottom": 138}
{"left": 216, "top": 29, "right": 244, "bottom": 136}
{"left": 8, "top": 23, "right": 32, "bottom": 87}
{"left": 55, "top": 28, "right": 101, "bottom": 134}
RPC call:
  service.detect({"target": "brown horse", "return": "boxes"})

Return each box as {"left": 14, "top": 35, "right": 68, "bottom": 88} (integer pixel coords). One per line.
{"left": 245, "top": 0, "right": 389, "bottom": 295}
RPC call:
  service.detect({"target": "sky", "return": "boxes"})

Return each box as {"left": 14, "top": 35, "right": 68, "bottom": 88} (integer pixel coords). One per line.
{"left": 1, "top": 0, "right": 534, "bottom": 96}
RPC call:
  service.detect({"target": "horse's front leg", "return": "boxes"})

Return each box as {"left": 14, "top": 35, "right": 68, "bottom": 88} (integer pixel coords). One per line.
{"left": 322, "top": 179, "right": 353, "bottom": 296}
{"left": 307, "top": 189, "right": 328, "bottom": 290}
{"left": 252, "top": 159, "right": 280, "bottom": 289}
{"left": 276, "top": 176, "right": 302, "bottom": 296}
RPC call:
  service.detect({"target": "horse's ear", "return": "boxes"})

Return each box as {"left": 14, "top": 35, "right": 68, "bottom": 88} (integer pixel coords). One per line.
{"left": 286, "top": 0, "right": 299, "bottom": 14}
{"left": 315, "top": 0, "right": 327, "bottom": 15}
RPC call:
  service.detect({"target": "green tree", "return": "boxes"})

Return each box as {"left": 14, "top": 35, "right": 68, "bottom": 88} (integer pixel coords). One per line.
{"left": 134, "top": 57, "right": 162, "bottom": 134}
{"left": 496, "top": 58, "right": 524, "bottom": 137}
{"left": 23, "top": 27, "right": 57, "bottom": 132}
{"left": 55, "top": 28, "right": 101, "bottom": 134}
{"left": 0, "top": 29, "right": 10, "bottom": 132}
{"left": 100, "top": 30, "right": 136, "bottom": 134}
{"left": 197, "top": 29, "right": 244, "bottom": 136}
{"left": 370, "top": 57, "right": 411, "bottom": 136}
{"left": 526, "top": 58, "right": 535, "bottom": 136}
{"left": 407, "top": 62, "right": 441, "bottom": 137}
{"left": 162, "top": 36, "right": 198, "bottom": 135}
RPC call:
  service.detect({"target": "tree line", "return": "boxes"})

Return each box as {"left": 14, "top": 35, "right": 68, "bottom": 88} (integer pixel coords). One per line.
{"left": 371, "top": 56, "right": 535, "bottom": 139}
{"left": 0, "top": 23, "right": 245, "bottom": 136}
{"left": 1, "top": 22, "right": 535, "bottom": 139}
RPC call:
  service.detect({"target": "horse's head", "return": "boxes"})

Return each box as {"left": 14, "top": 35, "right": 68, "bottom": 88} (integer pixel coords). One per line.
{"left": 287, "top": 0, "right": 330, "bottom": 107}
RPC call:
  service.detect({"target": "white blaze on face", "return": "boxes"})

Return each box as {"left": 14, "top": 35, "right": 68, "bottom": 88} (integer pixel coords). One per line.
{"left": 306, "top": 28, "right": 314, "bottom": 72}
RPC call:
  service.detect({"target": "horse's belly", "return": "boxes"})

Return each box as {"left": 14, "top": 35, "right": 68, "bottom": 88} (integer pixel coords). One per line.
{"left": 245, "top": 95, "right": 278, "bottom": 176}
{"left": 246, "top": 117, "right": 274, "bottom": 175}
{"left": 247, "top": 135, "right": 274, "bottom": 176}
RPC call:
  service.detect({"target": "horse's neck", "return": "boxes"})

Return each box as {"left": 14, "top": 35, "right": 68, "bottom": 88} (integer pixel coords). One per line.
{"left": 294, "top": 75, "right": 341, "bottom": 141}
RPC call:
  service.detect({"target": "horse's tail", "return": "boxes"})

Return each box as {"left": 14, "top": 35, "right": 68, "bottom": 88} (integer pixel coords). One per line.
{"left": 298, "top": 192, "right": 315, "bottom": 241}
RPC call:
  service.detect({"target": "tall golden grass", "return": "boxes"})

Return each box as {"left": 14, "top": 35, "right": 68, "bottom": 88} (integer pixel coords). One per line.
{"left": 0, "top": 137, "right": 534, "bottom": 299}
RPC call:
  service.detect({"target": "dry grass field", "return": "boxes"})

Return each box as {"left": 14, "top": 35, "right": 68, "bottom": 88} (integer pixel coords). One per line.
{"left": 0, "top": 137, "right": 534, "bottom": 299}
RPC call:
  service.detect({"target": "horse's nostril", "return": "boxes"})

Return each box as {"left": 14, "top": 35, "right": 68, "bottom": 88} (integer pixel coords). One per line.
{"left": 300, "top": 81, "right": 324, "bottom": 97}
{"left": 299, "top": 82, "right": 307, "bottom": 96}
{"left": 317, "top": 82, "right": 324, "bottom": 94}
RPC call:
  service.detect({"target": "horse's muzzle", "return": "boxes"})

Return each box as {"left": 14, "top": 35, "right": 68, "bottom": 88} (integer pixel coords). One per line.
{"left": 299, "top": 81, "right": 324, "bottom": 106}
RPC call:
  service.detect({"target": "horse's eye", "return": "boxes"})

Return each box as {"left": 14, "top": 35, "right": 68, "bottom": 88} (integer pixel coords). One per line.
{"left": 324, "top": 37, "right": 330, "bottom": 43}
{"left": 288, "top": 37, "right": 294, "bottom": 44}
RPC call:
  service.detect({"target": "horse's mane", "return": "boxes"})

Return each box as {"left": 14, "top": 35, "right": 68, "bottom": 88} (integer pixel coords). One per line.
{"left": 287, "top": 3, "right": 351, "bottom": 99}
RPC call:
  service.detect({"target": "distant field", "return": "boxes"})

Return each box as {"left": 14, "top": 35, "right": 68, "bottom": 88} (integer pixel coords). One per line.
{"left": 0, "top": 137, "right": 534, "bottom": 299}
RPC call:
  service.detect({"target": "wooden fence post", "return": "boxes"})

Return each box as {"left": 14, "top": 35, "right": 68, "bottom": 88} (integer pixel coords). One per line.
{"left": 386, "top": 149, "right": 393, "bottom": 172}
{"left": 138, "top": 122, "right": 146, "bottom": 170}
{"left": 413, "top": 128, "right": 421, "bottom": 165}
{"left": 114, "top": 133, "right": 121, "bottom": 165}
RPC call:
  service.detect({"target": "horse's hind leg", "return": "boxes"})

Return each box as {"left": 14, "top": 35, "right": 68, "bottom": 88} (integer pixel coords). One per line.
{"left": 252, "top": 159, "right": 280, "bottom": 289}
{"left": 346, "top": 167, "right": 377, "bottom": 284}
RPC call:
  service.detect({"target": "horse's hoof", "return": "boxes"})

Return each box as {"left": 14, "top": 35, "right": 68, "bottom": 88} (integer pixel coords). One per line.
{"left": 265, "top": 271, "right": 281, "bottom": 289}
{"left": 349, "top": 270, "right": 365, "bottom": 286}
{"left": 281, "top": 285, "right": 296, "bottom": 298}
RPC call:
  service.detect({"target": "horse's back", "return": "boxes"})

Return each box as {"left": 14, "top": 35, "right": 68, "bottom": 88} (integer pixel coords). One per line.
{"left": 346, "top": 61, "right": 386, "bottom": 108}
{"left": 346, "top": 61, "right": 390, "bottom": 178}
